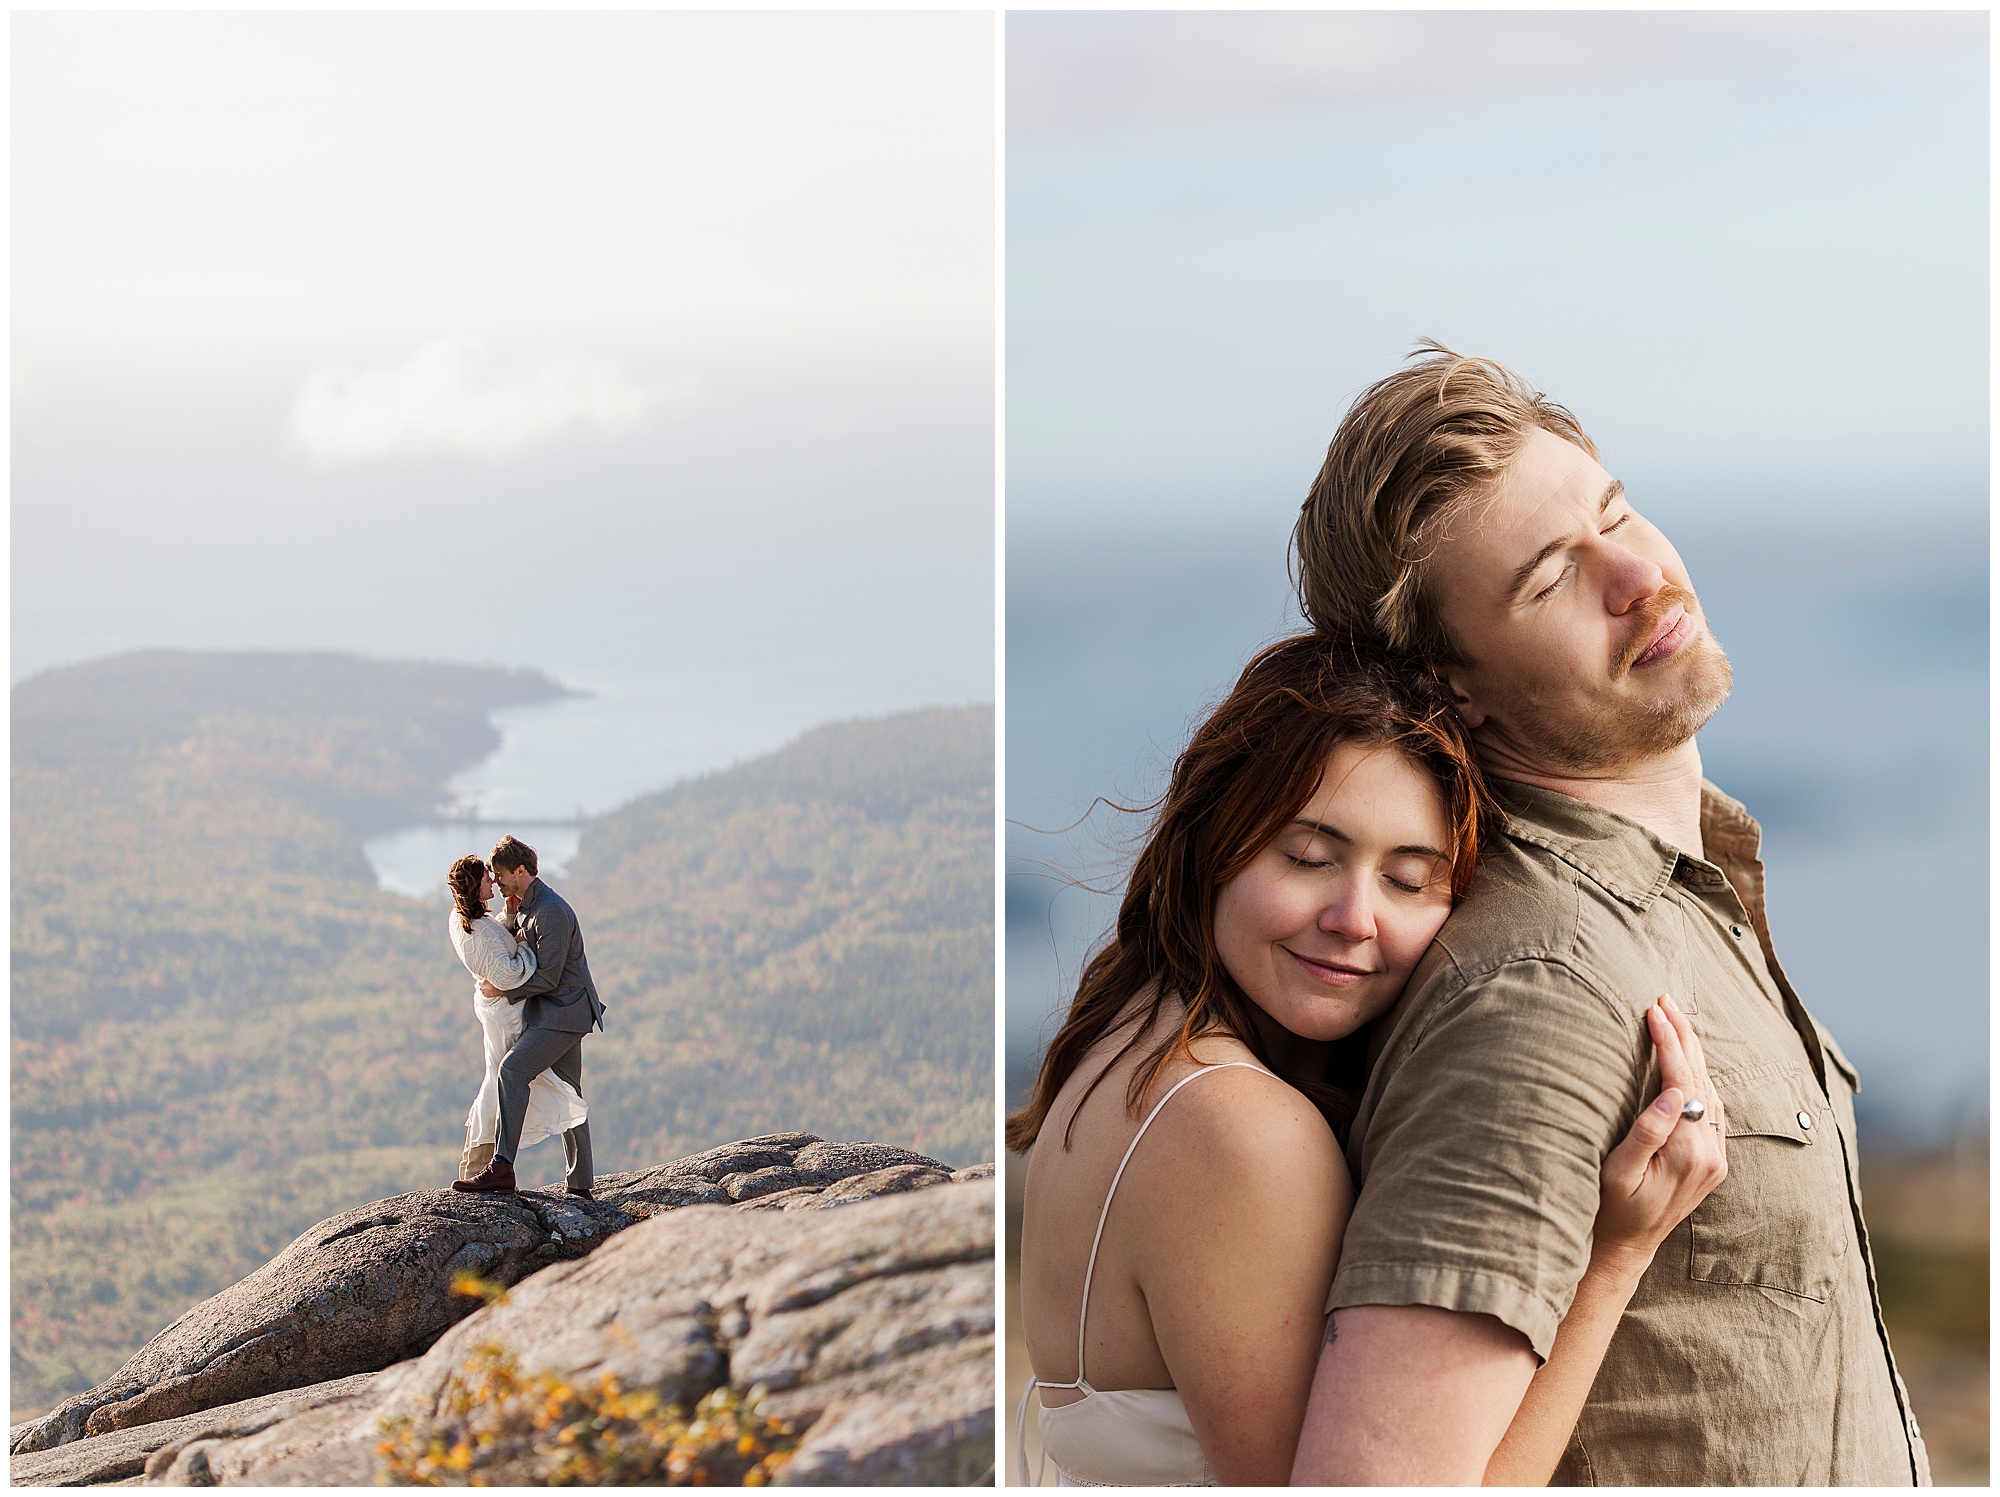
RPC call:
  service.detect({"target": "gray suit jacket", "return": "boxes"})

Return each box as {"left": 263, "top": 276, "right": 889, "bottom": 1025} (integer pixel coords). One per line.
{"left": 501, "top": 879, "right": 605, "bottom": 1034}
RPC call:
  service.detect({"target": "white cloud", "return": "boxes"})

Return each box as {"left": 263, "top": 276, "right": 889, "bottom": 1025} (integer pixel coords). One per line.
{"left": 289, "top": 336, "right": 669, "bottom": 463}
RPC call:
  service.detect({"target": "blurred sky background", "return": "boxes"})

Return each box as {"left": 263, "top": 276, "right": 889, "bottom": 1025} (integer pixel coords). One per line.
{"left": 15, "top": 12, "right": 995, "bottom": 886}
{"left": 1006, "top": 11, "right": 1987, "bottom": 1145}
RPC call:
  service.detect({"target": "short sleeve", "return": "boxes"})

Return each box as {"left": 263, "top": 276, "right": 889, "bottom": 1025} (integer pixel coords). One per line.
{"left": 1329, "top": 959, "right": 1648, "bottom": 1360}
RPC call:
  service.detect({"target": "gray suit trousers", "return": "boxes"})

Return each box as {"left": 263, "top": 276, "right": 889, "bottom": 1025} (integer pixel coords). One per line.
{"left": 494, "top": 1026, "right": 593, "bottom": 1191}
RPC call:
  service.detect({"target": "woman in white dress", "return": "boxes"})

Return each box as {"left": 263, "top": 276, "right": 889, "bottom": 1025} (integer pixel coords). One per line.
{"left": 447, "top": 855, "right": 588, "bottom": 1182}
{"left": 1012, "top": 639, "right": 1728, "bottom": 1485}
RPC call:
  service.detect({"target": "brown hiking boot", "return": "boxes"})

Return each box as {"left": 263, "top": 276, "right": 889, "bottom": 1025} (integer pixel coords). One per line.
{"left": 568, "top": 1186, "right": 593, "bottom": 1201}
{"left": 451, "top": 1158, "right": 518, "bottom": 1194}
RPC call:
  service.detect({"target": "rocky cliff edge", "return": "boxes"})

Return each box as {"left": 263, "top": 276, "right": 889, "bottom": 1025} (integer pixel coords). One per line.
{"left": 10, "top": 1135, "right": 994, "bottom": 1486}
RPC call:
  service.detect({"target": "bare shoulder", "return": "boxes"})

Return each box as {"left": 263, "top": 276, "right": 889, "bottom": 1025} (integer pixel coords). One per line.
{"left": 1127, "top": 1050, "right": 1349, "bottom": 1210}
{"left": 1113, "top": 1050, "right": 1354, "bottom": 1317}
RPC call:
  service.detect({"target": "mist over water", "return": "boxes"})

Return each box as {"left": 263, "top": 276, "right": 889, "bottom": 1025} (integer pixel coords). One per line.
{"left": 1006, "top": 508, "right": 1988, "bottom": 1147}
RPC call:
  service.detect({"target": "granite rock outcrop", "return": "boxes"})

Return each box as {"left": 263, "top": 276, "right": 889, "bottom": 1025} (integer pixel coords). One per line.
{"left": 141, "top": 1179, "right": 993, "bottom": 1485}
{"left": 10, "top": 1134, "right": 994, "bottom": 1486}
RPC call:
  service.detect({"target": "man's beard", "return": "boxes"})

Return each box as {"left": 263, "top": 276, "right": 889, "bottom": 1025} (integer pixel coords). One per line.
{"left": 1498, "top": 588, "right": 1735, "bottom": 775}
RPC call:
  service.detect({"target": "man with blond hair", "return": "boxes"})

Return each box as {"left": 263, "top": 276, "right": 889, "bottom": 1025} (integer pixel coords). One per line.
{"left": 1287, "top": 345, "right": 1927, "bottom": 1485}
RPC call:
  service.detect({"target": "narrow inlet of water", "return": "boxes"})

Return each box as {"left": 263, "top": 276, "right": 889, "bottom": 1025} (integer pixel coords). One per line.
{"left": 363, "top": 821, "right": 583, "bottom": 899}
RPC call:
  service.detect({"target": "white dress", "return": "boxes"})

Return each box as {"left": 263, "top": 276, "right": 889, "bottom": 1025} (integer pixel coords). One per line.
{"left": 449, "top": 912, "right": 588, "bottom": 1150}
{"left": 1017, "top": 1063, "right": 1278, "bottom": 1486}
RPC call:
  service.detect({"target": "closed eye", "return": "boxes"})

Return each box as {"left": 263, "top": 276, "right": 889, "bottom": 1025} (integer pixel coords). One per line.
{"left": 1537, "top": 514, "right": 1630, "bottom": 601}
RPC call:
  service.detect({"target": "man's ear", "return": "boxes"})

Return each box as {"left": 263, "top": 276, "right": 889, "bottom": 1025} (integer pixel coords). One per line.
{"left": 1440, "top": 664, "right": 1487, "bottom": 730}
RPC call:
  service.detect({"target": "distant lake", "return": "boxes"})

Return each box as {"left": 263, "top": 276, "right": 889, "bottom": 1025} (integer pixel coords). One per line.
{"left": 364, "top": 821, "right": 584, "bottom": 899}
{"left": 360, "top": 673, "right": 813, "bottom": 897}
{"left": 363, "top": 620, "right": 997, "bottom": 897}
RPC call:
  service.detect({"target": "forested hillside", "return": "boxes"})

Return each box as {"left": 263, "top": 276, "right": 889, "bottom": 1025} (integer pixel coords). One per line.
{"left": 11, "top": 651, "right": 994, "bottom": 1422}
{"left": 566, "top": 708, "right": 993, "bottom": 1169}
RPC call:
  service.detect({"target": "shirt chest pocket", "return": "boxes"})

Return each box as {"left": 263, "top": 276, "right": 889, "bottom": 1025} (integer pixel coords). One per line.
{"left": 1688, "top": 1065, "right": 1850, "bottom": 1303}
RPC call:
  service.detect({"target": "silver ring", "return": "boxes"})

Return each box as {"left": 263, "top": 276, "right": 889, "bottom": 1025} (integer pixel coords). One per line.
{"left": 1679, "top": 1096, "right": 1707, "bottom": 1123}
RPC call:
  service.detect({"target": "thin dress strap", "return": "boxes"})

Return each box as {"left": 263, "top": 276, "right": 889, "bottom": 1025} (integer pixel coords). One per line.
{"left": 1016, "top": 1060, "right": 1274, "bottom": 1485}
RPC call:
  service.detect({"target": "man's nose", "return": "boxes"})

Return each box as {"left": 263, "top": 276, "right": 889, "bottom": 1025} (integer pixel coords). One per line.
{"left": 1319, "top": 875, "right": 1378, "bottom": 942}
{"left": 1601, "top": 543, "right": 1668, "bottom": 617}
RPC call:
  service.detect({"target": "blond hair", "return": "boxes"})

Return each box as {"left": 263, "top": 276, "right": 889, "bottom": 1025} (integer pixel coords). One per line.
{"left": 1292, "top": 341, "right": 1596, "bottom": 664}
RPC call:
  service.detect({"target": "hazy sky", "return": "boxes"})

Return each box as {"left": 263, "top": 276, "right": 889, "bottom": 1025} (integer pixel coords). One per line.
{"left": 17, "top": 12, "right": 991, "bottom": 356}
{"left": 14, "top": 13, "right": 995, "bottom": 692}
{"left": 1009, "top": 10, "right": 1987, "bottom": 533}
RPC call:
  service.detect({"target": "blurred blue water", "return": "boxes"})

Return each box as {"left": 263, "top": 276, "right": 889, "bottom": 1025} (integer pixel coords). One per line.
{"left": 1005, "top": 510, "right": 1987, "bottom": 1146}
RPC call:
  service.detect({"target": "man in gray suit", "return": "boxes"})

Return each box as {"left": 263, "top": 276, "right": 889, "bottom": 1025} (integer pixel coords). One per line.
{"left": 453, "top": 835, "right": 606, "bottom": 1198}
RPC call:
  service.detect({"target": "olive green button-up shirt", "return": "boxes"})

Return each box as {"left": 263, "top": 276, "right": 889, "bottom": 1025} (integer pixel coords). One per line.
{"left": 1330, "top": 779, "right": 1928, "bottom": 1486}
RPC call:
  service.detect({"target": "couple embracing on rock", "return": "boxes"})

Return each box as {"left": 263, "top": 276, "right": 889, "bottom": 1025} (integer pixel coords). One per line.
{"left": 443, "top": 835, "right": 605, "bottom": 1199}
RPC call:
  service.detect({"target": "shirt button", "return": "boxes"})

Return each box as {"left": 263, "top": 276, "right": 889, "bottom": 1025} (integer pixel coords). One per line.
{"left": 1797, "top": 1111, "right": 1814, "bottom": 1130}
{"left": 1730, "top": 924, "right": 1745, "bottom": 938}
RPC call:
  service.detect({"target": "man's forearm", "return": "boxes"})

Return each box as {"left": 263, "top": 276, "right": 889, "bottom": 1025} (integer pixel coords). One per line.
{"left": 505, "top": 915, "right": 569, "bottom": 1003}
{"left": 508, "top": 952, "right": 563, "bottom": 1002}
{"left": 1291, "top": 1306, "right": 1538, "bottom": 1485}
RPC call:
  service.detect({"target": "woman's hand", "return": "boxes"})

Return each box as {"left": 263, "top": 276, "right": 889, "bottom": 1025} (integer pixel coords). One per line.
{"left": 1591, "top": 995, "right": 1728, "bottom": 1277}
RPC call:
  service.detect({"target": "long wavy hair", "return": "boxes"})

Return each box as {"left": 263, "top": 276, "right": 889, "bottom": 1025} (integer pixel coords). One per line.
{"left": 1005, "top": 635, "right": 1494, "bottom": 1155}
{"left": 447, "top": 855, "right": 489, "bottom": 934}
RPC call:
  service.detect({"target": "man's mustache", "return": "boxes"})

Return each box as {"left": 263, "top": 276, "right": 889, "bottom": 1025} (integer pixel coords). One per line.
{"left": 1616, "top": 583, "right": 1701, "bottom": 677}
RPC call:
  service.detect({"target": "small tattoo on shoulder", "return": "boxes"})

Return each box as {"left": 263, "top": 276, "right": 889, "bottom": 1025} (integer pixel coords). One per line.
{"left": 1322, "top": 1316, "right": 1339, "bottom": 1347}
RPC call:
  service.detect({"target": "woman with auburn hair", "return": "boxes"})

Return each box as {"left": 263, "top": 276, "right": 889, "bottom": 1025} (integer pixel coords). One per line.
{"left": 445, "top": 854, "right": 587, "bottom": 1182}
{"left": 1011, "top": 637, "right": 1727, "bottom": 1486}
